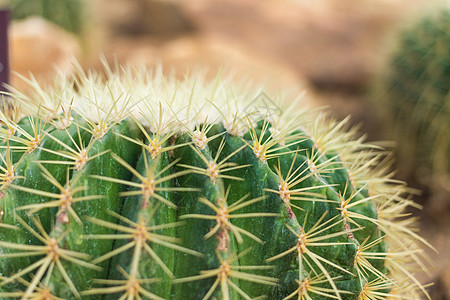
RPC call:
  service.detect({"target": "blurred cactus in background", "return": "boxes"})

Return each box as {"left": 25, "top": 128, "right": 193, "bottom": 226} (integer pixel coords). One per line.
{"left": 8, "top": 0, "right": 85, "bottom": 33}
{"left": 376, "top": 10, "right": 450, "bottom": 192}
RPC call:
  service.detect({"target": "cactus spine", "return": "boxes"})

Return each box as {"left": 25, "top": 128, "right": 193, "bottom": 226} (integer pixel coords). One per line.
{"left": 0, "top": 65, "right": 430, "bottom": 299}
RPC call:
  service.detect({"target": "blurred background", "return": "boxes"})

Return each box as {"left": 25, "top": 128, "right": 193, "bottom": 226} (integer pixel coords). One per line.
{"left": 0, "top": 0, "right": 449, "bottom": 298}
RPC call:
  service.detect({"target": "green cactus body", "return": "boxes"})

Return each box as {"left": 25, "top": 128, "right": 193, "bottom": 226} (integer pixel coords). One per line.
{"left": 379, "top": 10, "right": 450, "bottom": 177}
{"left": 0, "top": 66, "right": 430, "bottom": 299}
{"left": 0, "top": 118, "right": 86, "bottom": 292}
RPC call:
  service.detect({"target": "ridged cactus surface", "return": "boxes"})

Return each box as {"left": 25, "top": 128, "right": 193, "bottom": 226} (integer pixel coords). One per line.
{"left": 379, "top": 10, "right": 450, "bottom": 176}
{"left": 0, "top": 66, "right": 430, "bottom": 299}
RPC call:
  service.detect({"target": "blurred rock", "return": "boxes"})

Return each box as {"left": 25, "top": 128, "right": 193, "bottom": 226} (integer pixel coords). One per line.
{"left": 431, "top": 268, "right": 450, "bottom": 300}
{"left": 85, "top": 34, "right": 315, "bottom": 108}
{"left": 90, "top": 0, "right": 195, "bottom": 38}
{"left": 9, "top": 17, "right": 80, "bottom": 91}
{"left": 181, "top": 0, "right": 433, "bottom": 90}
{"left": 422, "top": 216, "right": 450, "bottom": 300}
{"left": 418, "top": 172, "right": 450, "bottom": 225}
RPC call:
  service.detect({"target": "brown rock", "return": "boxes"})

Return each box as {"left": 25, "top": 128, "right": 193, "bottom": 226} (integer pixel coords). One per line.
{"left": 89, "top": 0, "right": 195, "bottom": 38}
{"left": 180, "top": 0, "right": 434, "bottom": 90}
{"left": 85, "top": 34, "right": 316, "bottom": 108}
{"left": 431, "top": 266, "right": 450, "bottom": 300}
{"left": 9, "top": 17, "right": 80, "bottom": 91}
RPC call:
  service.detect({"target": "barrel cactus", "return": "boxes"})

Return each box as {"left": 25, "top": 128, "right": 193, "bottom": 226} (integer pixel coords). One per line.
{"left": 0, "top": 65, "right": 430, "bottom": 299}
{"left": 377, "top": 10, "right": 450, "bottom": 178}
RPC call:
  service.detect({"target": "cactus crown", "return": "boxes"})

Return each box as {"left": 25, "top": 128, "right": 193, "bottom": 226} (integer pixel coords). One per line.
{"left": 0, "top": 64, "right": 431, "bottom": 299}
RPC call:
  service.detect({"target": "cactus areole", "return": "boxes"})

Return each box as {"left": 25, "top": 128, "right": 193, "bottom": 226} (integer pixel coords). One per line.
{"left": 0, "top": 65, "right": 430, "bottom": 299}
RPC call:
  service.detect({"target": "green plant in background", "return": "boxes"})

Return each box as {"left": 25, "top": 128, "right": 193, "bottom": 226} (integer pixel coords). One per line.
{"left": 8, "top": 0, "right": 85, "bottom": 33}
{"left": 378, "top": 10, "right": 450, "bottom": 179}
{"left": 0, "top": 65, "right": 431, "bottom": 299}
